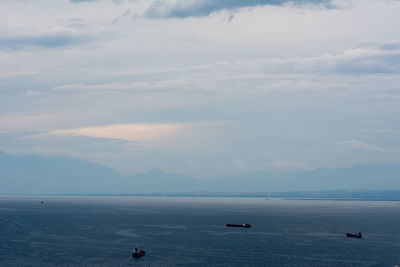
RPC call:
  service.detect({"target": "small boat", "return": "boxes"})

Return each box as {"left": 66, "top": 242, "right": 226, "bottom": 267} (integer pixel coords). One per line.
{"left": 346, "top": 232, "right": 362, "bottom": 238}
{"left": 132, "top": 246, "right": 146, "bottom": 258}
{"left": 226, "top": 223, "right": 251, "bottom": 228}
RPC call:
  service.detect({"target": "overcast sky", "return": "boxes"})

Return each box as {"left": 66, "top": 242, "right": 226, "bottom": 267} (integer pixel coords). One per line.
{"left": 0, "top": 0, "right": 399, "bottom": 177}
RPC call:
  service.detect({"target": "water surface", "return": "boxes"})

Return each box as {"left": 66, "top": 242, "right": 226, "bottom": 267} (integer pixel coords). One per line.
{"left": 0, "top": 197, "right": 399, "bottom": 266}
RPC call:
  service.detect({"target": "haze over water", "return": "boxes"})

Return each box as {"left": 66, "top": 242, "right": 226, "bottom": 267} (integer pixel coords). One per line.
{"left": 1, "top": 197, "right": 399, "bottom": 266}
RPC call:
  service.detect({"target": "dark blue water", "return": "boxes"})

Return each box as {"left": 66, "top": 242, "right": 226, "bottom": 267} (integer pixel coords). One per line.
{"left": 0, "top": 197, "right": 399, "bottom": 266}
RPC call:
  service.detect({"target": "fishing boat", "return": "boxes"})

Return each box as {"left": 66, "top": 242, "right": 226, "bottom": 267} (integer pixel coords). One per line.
{"left": 132, "top": 246, "right": 146, "bottom": 258}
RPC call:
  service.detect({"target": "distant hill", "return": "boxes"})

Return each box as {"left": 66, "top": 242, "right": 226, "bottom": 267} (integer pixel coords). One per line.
{"left": 207, "top": 163, "right": 400, "bottom": 191}
{"left": 0, "top": 151, "right": 399, "bottom": 194}
{"left": 0, "top": 151, "right": 123, "bottom": 194}
{"left": 0, "top": 151, "right": 200, "bottom": 194}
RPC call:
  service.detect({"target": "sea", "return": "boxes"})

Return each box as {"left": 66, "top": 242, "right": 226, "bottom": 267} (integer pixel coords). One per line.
{"left": 0, "top": 196, "right": 399, "bottom": 267}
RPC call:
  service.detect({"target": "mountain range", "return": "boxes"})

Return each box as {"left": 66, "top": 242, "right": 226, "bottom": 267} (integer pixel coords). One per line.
{"left": 1, "top": 151, "right": 399, "bottom": 194}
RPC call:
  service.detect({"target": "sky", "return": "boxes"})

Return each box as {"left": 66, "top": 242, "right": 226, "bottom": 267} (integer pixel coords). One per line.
{"left": 0, "top": 0, "right": 399, "bottom": 178}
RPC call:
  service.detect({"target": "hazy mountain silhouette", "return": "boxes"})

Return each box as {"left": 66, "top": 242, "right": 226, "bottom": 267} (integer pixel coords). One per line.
{"left": 1, "top": 151, "right": 399, "bottom": 194}
{"left": 208, "top": 164, "right": 400, "bottom": 191}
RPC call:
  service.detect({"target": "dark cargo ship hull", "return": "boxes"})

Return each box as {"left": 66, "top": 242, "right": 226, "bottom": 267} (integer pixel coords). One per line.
{"left": 226, "top": 223, "right": 251, "bottom": 228}
{"left": 346, "top": 233, "right": 362, "bottom": 238}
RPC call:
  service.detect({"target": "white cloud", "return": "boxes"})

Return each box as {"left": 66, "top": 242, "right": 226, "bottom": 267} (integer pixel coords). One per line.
{"left": 48, "top": 46, "right": 400, "bottom": 97}
{"left": 53, "top": 82, "right": 152, "bottom": 91}
{"left": 51, "top": 123, "right": 183, "bottom": 142}
{"left": 234, "top": 48, "right": 400, "bottom": 74}
{"left": 337, "top": 140, "right": 393, "bottom": 153}
{"left": 48, "top": 121, "right": 228, "bottom": 150}
{"left": 52, "top": 79, "right": 200, "bottom": 92}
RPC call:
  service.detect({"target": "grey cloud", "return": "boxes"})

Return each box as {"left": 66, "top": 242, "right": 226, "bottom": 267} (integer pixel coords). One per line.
{"left": 112, "top": 9, "right": 132, "bottom": 25}
{"left": 333, "top": 50, "right": 400, "bottom": 74}
{"left": 237, "top": 47, "right": 400, "bottom": 74}
{"left": 144, "top": 0, "right": 335, "bottom": 19}
{"left": 0, "top": 32, "right": 93, "bottom": 51}
{"left": 50, "top": 46, "right": 400, "bottom": 95}
{"left": 359, "top": 40, "right": 400, "bottom": 51}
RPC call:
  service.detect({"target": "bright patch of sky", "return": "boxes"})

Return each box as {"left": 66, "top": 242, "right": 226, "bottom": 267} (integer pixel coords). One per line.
{"left": 0, "top": 0, "right": 399, "bottom": 177}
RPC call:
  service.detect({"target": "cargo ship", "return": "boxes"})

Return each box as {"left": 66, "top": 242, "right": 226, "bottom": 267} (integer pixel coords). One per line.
{"left": 226, "top": 223, "right": 251, "bottom": 228}
{"left": 346, "top": 232, "right": 362, "bottom": 238}
{"left": 132, "top": 246, "right": 146, "bottom": 258}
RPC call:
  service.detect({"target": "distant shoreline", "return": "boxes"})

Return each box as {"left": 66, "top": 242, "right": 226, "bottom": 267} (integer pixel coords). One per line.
{"left": 1, "top": 190, "right": 400, "bottom": 201}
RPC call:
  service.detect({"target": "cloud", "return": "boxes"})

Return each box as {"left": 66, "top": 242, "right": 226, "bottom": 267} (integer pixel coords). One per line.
{"left": 337, "top": 140, "right": 393, "bottom": 153}
{"left": 49, "top": 121, "right": 225, "bottom": 144}
{"left": 49, "top": 45, "right": 400, "bottom": 97}
{"left": 0, "top": 31, "right": 93, "bottom": 50}
{"left": 52, "top": 79, "right": 195, "bottom": 92}
{"left": 0, "top": 71, "right": 41, "bottom": 80}
{"left": 0, "top": 114, "right": 62, "bottom": 132}
{"left": 359, "top": 40, "right": 400, "bottom": 51}
{"left": 236, "top": 47, "right": 400, "bottom": 74}
{"left": 144, "top": 0, "right": 335, "bottom": 18}
{"left": 112, "top": 9, "right": 132, "bottom": 25}
{"left": 53, "top": 82, "right": 153, "bottom": 91}
{"left": 332, "top": 49, "right": 400, "bottom": 74}
{"left": 122, "top": 45, "right": 400, "bottom": 76}
{"left": 50, "top": 123, "right": 183, "bottom": 142}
